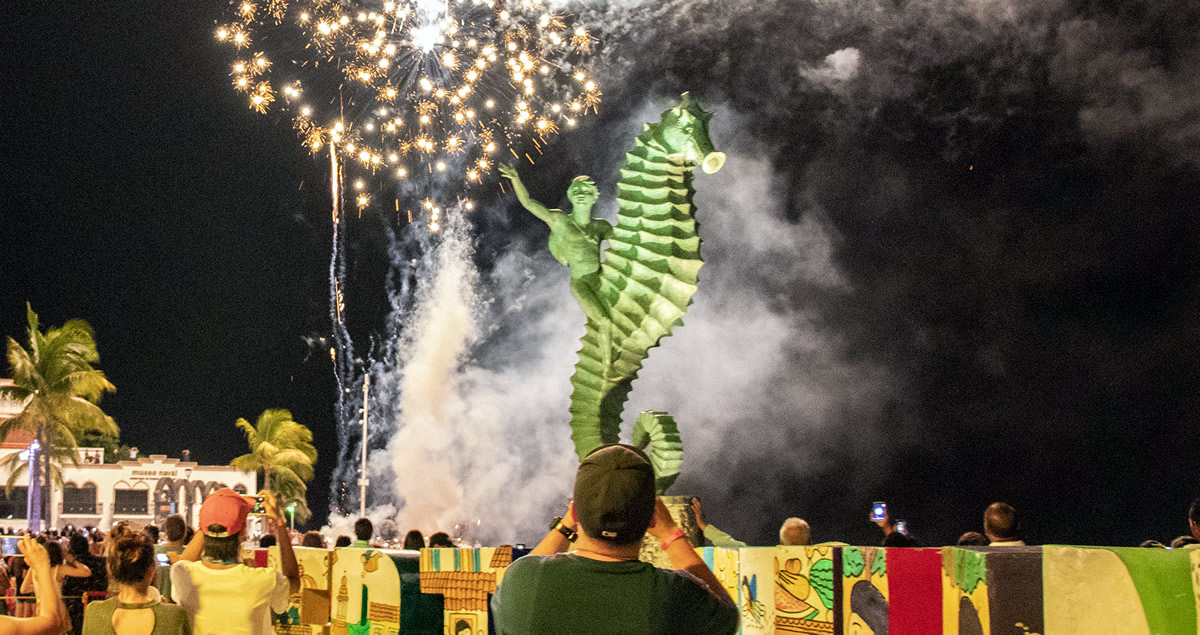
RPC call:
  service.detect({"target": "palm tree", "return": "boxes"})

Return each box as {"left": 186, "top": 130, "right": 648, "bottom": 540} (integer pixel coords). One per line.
{"left": 231, "top": 409, "right": 317, "bottom": 524}
{"left": 1, "top": 303, "right": 118, "bottom": 529}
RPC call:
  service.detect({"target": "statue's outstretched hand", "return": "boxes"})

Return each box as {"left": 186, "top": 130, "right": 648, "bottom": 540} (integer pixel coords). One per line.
{"left": 498, "top": 163, "right": 520, "bottom": 183}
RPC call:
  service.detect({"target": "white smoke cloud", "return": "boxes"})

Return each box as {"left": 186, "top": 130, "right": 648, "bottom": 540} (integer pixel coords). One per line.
{"left": 802, "top": 48, "right": 861, "bottom": 87}
{"left": 1052, "top": 16, "right": 1200, "bottom": 164}
{"left": 327, "top": 0, "right": 1200, "bottom": 544}
{"left": 384, "top": 216, "right": 478, "bottom": 534}
{"left": 624, "top": 118, "right": 892, "bottom": 520}
{"left": 336, "top": 100, "right": 894, "bottom": 544}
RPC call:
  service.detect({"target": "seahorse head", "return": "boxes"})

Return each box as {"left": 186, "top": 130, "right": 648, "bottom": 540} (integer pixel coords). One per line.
{"left": 656, "top": 93, "right": 725, "bottom": 174}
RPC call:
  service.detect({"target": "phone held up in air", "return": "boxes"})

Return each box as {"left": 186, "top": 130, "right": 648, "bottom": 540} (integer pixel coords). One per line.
{"left": 0, "top": 537, "right": 19, "bottom": 557}
{"left": 870, "top": 501, "right": 887, "bottom": 523}
{"left": 241, "top": 495, "right": 267, "bottom": 516}
{"left": 896, "top": 520, "right": 908, "bottom": 535}
{"left": 156, "top": 553, "right": 171, "bottom": 566}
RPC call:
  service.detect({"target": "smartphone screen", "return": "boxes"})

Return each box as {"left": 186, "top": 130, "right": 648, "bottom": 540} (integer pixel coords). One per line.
{"left": 0, "top": 537, "right": 19, "bottom": 557}
{"left": 870, "top": 501, "right": 887, "bottom": 522}
{"left": 896, "top": 520, "right": 908, "bottom": 535}
{"left": 241, "top": 495, "right": 267, "bottom": 516}
{"left": 156, "top": 553, "right": 171, "bottom": 566}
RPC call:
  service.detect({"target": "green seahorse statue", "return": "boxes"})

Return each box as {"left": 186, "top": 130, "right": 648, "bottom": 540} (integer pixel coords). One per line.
{"left": 503, "top": 94, "right": 724, "bottom": 491}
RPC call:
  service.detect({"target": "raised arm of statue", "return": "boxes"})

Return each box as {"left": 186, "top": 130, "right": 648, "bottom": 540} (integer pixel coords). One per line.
{"left": 499, "top": 163, "right": 555, "bottom": 226}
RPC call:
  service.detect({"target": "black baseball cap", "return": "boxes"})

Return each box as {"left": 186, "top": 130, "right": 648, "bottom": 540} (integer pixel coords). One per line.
{"left": 573, "top": 444, "right": 657, "bottom": 545}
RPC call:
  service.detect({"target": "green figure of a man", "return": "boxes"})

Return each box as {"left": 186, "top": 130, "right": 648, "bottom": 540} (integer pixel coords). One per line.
{"left": 499, "top": 164, "right": 613, "bottom": 327}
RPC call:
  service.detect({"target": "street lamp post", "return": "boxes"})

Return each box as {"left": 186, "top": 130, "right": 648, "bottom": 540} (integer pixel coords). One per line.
{"left": 22, "top": 441, "right": 40, "bottom": 533}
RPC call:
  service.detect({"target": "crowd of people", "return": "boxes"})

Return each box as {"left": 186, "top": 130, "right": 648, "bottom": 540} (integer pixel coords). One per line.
{"left": 694, "top": 497, "right": 1200, "bottom": 551}
{"left": 0, "top": 461, "right": 1195, "bottom": 635}
{"left": 0, "top": 489, "right": 465, "bottom": 635}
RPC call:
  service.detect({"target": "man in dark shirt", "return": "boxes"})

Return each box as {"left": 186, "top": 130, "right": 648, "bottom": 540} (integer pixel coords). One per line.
{"left": 63, "top": 533, "right": 106, "bottom": 633}
{"left": 351, "top": 518, "right": 373, "bottom": 548}
{"left": 491, "top": 444, "right": 739, "bottom": 634}
{"left": 154, "top": 514, "right": 188, "bottom": 600}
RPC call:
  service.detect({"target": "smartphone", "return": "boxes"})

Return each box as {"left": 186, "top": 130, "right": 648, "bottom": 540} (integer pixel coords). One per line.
{"left": 241, "top": 495, "right": 267, "bottom": 516}
{"left": 870, "top": 501, "right": 887, "bottom": 522}
{"left": 0, "top": 537, "right": 19, "bottom": 557}
{"left": 156, "top": 553, "right": 171, "bottom": 566}
{"left": 896, "top": 520, "right": 908, "bottom": 535}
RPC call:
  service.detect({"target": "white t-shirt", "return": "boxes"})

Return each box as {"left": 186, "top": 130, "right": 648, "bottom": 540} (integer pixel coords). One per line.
{"left": 170, "top": 560, "right": 290, "bottom": 635}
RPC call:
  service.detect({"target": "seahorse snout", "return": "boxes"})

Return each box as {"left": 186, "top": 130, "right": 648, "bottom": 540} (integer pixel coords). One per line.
{"left": 702, "top": 151, "right": 726, "bottom": 174}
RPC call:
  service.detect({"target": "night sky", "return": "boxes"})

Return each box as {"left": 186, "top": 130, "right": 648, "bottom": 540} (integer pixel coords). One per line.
{"left": 2, "top": 0, "right": 1199, "bottom": 547}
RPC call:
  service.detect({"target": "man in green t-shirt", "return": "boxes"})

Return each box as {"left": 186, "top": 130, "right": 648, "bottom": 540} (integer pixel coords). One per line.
{"left": 491, "top": 445, "right": 739, "bottom": 635}
{"left": 154, "top": 514, "right": 188, "bottom": 601}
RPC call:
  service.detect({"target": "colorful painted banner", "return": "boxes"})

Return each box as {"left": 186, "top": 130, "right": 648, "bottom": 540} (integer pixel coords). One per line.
{"left": 259, "top": 544, "right": 1200, "bottom": 634}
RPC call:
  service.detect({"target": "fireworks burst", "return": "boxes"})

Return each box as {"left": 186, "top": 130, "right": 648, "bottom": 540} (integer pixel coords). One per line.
{"left": 216, "top": 0, "right": 602, "bottom": 225}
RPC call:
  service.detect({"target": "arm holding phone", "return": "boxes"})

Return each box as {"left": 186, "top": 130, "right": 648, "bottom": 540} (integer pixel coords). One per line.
{"left": 648, "top": 498, "right": 734, "bottom": 605}
{"left": 872, "top": 501, "right": 915, "bottom": 547}
{"left": 0, "top": 536, "right": 68, "bottom": 635}
{"left": 530, "top": 501, "right": 578, "bottom": 556}
{"left": 178, "top": 525, "right": 205, "bottom": 563}
{"left": 259, "top": 490, "right": 300, "bottom": 593}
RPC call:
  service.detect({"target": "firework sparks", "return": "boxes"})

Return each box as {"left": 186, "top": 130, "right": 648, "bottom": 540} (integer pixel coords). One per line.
{"left": 217, "top": 0, "right": 602, "bottom": 226}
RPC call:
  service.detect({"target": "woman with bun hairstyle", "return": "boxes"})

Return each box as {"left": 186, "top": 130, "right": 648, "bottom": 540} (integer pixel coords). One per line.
{"left": 81, "top": 532, "right": 190, "bottom": 634}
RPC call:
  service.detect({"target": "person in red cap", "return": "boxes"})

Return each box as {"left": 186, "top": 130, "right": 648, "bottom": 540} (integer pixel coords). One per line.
{"left": 491, "top": 444, "right": 739, "bottom": 634}
{"left": 169, "top": 489, "right": 299, "bottom": 635}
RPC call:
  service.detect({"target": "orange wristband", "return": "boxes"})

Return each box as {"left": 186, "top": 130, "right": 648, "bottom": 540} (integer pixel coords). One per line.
{"left": 660, "top": 529, "right": 686, "bottom": 551}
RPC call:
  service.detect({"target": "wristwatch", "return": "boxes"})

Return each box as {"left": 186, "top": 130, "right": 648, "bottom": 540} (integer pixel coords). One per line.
{"left": 549, "top": 516, "right": 577, "bottom": 542}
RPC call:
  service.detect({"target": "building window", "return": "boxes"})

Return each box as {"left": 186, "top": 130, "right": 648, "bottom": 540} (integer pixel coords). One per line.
{"left": 63, "top": 484, "right": 97, "bottom": 515}
{"left": 0, "top": 487, "right": 28, "bottom": 520}
{"left": 114, "top": 489, "right": 148, "bottom": 515}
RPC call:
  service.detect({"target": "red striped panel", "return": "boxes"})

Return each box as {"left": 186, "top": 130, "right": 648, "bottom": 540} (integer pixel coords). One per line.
{"left": 887, "top": 548, "right": 943, "bottom": 635}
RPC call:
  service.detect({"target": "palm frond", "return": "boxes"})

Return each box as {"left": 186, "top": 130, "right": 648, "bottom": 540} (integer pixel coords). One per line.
{"left": 47, "top": 427, "right": 81, "bottom": 467}
{"left": 62, "top": 406, "right": 119, "bottom": 439}
{"left": 0, "top": 382, "right": 32, "bottom": 404}
{"left": 6, "top": 337, "right": 40, "bottom": 393}
{"left": 55, "top": 397, "right": 114, "bottom": 435}
{"left": 60, "top": 370, "right": 116, "bottom": 404}
{"left": 3, "top": 307, "right": 118, "bottom": 520}
{"left": 270, "top": 450, "right": 315, "bottom": 480}
{"left": 234, "top": 419, "right": 257, "bottom": 447}
{"left": 230, "top": 454, "right": 262, "bottom": 473}
{"left": 234, "top": 409, "right": 317, "bottom": 516}
{"left": 0, "top": 410, "right": 38, "bottom": 443}
{"left": 0, "top": 454, "right": 28, "bottom": 497}
{"left": 269, "top": 465, "right": 306, "bottom": 489}
{"left": 256, "top": 441, "right": 280, "bottom": 458}
{"left": 271, "top": 476, "right": 306, "bottom": 499}
{"left": 24, "top": 303, "right": 40, "bottom": 361}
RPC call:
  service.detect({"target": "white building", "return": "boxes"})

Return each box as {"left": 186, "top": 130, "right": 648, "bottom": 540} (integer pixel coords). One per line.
{"left": 0, "top": 379, "right": 256, "bottom": 531}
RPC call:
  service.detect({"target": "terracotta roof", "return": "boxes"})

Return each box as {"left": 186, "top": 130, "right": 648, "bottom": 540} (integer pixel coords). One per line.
{"left": 0, "top": 428, "right": 35, "bottom": 450}
{"left": 418, "top": 571, "right": 497, "bottom": 611}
